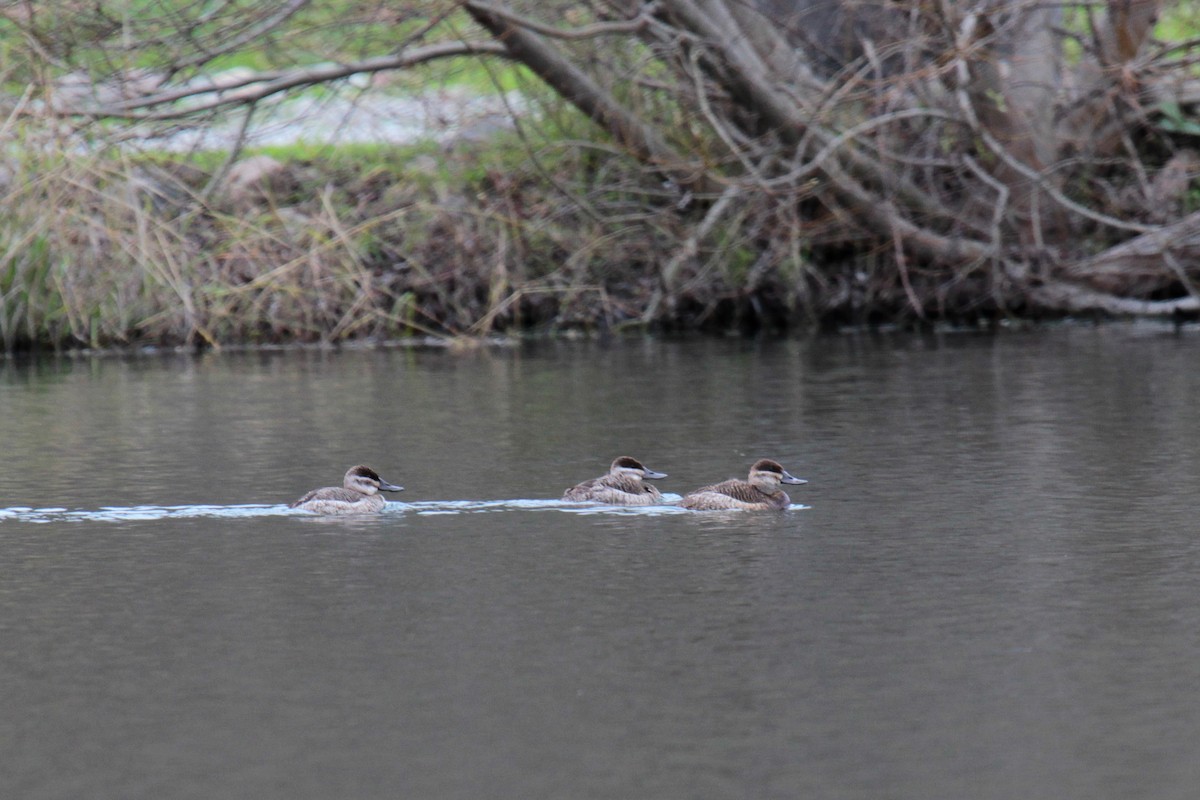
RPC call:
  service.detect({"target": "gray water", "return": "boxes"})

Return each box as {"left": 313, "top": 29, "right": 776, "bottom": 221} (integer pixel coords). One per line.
{"left": 2, "top": 327, "right": 1199, "bottom": 799}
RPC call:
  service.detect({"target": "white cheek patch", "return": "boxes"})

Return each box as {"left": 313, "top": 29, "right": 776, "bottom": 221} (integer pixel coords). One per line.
{"left": 751, "top": 472, "right": 780, "bottom": 490}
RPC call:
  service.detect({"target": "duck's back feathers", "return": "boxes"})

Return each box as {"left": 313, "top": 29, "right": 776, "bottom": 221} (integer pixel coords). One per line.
{"left": 562, "top": 476, "right": 603, "bottom": 502}
{"left": 290, "top": 488, "right": 389, "bottom": 514}
{"left": 679, "top": 479, "right": 790, "bottom": 511}
{"left": 563, "top": 473, "right": 663, "bottom": 505}
{"left": 290, "top": 487, "right": 364, "bottom": 508}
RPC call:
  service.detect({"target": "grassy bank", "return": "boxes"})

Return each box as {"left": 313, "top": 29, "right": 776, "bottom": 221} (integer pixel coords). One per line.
{"left": 0, "top": 130, "right": 544, "bottom": 350}
{"left": 2, "top": 106, "right": 841, "bottom": 353}
{"left": 6, "top": 91, "right": 1196, "bottom": 354}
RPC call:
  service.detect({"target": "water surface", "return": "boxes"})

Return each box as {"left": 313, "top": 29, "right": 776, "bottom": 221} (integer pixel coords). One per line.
{"left": 3, "top": 327, "right": 1199, "bottom": 799}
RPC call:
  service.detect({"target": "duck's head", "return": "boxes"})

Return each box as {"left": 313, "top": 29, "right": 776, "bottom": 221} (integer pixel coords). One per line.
{"left": 343, "top": 465, "right": 404, "bottom": 495}
{"left": 610, "top": 456, "right": 667, "bottom": 481}
{"left": 748, "top": 458, "right": 806, "bottom": 491}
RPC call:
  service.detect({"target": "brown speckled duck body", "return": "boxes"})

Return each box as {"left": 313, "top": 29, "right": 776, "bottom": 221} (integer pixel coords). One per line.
{"left": 290, "top": 465, "right": 404, "bottom": 514}
{"left": 563, "top": 456, "right": 668, "bottom": 506}
{"left": 679, "top": 459, "right": 806, "bottom": 511}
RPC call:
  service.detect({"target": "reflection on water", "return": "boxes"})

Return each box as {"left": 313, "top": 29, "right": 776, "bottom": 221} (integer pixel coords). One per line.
{"left": 3, "top": 326, "right": 1200, "bottom": 799}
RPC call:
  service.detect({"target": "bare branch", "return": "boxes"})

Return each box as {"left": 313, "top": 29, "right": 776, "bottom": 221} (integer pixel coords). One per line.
{"left": 1029, "top": 281, "right": 1199, "bottom": 316}
{"left": 465, "top": 0, "right": 722, "bottom": 195}
{"left": 172, "top": 0, "right": 310, "bottom": 70}
{"left": 973, "top": 125, "right": 1157, "bottom": 234}
{"left": 201, "top": 103, "right": 256, "bottom": 202}
{"left": 456, "top": 1, "right": 657, "bottom": 40}
{"left": 658, "top": 0, "right": 811, "bottom": 142}
{"left": 766, "top": 107, "right": 959, "bottom": 188}
{"left": 820, "top": 155, "right": 992, "bottom": 266}
{"left": 961, "top": 154, "right": 1010, "bottom": 256}
{"left": 1063, "top": 210, "right": 1200, "bottom": 290}
{"left": 49, "top": 41, "right": 511, "bottom": 120}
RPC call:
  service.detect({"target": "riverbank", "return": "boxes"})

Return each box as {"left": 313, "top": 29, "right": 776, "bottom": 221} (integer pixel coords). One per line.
{"left": 0, "top": 87, "right": 1171, "bottom": 353}
{"left": 0, "top": 104, "right": 790, "bottom": 352}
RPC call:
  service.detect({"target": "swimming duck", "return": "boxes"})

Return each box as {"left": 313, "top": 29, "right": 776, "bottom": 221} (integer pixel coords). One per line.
{"left": 562, "top": 456, "right": 668, "bottom": 505}
{"left": 679, "top": 458, "right": 806, "bottom": 511}
{"left": 290, "top": 465, "right": 404, "bottom": 514}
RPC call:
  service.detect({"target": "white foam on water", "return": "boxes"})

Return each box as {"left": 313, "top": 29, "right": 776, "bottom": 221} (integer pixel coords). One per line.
{"left": 0, "top": 504, "right": 295, "bottom": 523}
{"left": 401, "top": 498, "right": 694, "bottom": 516}
{"left": 0, "top": 496, "right": 806, "bottom": 523}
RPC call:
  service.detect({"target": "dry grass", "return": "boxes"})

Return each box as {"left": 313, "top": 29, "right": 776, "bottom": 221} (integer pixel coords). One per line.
{"left": 0, "top": 119, "right": 670, "bottom": 351}
{"left": 0, "top": 107, "right": 837, "bottom": 353}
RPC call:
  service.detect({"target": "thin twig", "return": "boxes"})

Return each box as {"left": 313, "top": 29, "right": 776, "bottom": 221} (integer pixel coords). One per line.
{"left": 200, "top": 101, "right": 256, "bottom": 202}
{"left": 462, "top": 1, "right": 657, "bottom": 40}
{"left": 49, "top": 41, "right": 511, "bottom": 119}
{"left": 891, "top": 210, "right": 926, "bottom": 319}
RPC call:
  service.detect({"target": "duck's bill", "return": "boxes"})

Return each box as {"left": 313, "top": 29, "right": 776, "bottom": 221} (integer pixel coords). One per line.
{"left": 380, "top": 482, "right": 405, "bottom": 492}
{"left": 643, "top": 469, "right": 668, "bottom": 480}
{"left": 781, "top": 472, "right": 807, "bottom": 485}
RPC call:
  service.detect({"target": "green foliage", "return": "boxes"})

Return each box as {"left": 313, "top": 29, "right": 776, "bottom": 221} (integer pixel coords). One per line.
{"left": 0, "top": 2, "right": 525, "bottom": 92}
{"left": 1156, "top": 101, "right": 1200, "bottom": 136}
{"left": 1157, "top": 3, "right": 1200, "bottom": 41}
{"left": 721, "top": 244, "right": 759, "bottom": 286}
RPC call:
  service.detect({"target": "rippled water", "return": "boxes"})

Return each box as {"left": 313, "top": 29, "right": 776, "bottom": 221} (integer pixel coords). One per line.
{"left": 3, "top": 327, "right": 1200, "bottom": 799}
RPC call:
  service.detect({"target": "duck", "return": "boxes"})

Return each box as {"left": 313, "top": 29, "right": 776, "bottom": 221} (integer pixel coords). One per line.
{"left": 679, "top": 458, "right": 806, "bottom": 511}
{"left": 290, "top": 465, "right": 404, "bottom": 514}
{"left": 562, "top": 456, "right": 668, "bottom": 505}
